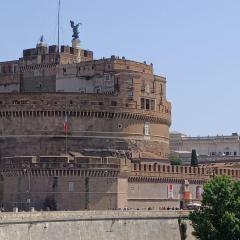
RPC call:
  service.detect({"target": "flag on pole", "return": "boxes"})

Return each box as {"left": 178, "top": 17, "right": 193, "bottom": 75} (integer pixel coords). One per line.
{"left": 64, "top": 114, "right": 68, "bottom": 134}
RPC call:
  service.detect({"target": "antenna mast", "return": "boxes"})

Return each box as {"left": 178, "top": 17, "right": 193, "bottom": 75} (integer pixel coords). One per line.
{"left": 58, "top": 0, "right": 61, "bottom": 52}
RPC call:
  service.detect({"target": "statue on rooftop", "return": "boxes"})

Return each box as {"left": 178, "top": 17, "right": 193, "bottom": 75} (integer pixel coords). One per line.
{"left": 70, "top": 20, "right": 81, "bottom": 40}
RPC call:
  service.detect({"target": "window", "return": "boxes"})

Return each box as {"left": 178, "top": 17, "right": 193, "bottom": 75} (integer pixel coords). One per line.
{"left": 150, "top": 100, "right": 155, "bottom": 111}
{"left": 140, "top": 97, "right": 156, "bottom": 111}
{"left": 145, "top": 84, "right": 150, "bottom": 93}
{"left": 160, "top": 84, "right": 163, "bottom": 95}
{"left": 68, "top": 182, "right": 75, "bottom": 192}
{"left": 128, "top": 78, "right": 133, "bottom": 85}
{"left": 144, "top": 122, "right": 150, "bottom": 136}
{"left": 146, "top": 99, "right": 150, "bottom": 110}
{"left": 141, "top": 98, "right": 145, "bottom": 109}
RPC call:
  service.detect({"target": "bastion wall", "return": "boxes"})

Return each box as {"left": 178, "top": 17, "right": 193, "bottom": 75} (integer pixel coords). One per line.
{"left": 0, "top": 211, "right": 195, "bottom": 240}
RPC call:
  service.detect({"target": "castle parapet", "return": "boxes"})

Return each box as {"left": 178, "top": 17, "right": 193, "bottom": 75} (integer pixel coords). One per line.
{"left": 131, "top": 163, "right": 240, "bottom": 181}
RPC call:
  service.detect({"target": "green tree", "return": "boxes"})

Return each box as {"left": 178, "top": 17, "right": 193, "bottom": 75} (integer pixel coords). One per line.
{"left": 189, "top": 175, "right": 240, "bottom": 240}
{"left": 191, "top": 149, "right": 198, "bottom": 167}
{"left": 170, "top": 155, "right": 183, "bottom": 166}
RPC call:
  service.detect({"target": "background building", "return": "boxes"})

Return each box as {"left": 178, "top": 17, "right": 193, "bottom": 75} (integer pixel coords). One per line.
{"left": 170, "top": 131, "right": 240, "bottom": 163}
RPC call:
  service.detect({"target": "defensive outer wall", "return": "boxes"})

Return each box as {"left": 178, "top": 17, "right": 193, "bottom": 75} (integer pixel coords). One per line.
{"left": 0, "top": 211, "right": 195, "bottom": 240}
{"left": 1, "top": 155, "right": 240, "bottom": 211}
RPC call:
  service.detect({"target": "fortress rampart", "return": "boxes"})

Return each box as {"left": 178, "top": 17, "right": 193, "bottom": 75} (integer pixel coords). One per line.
{"left": 0, "top": 155, "right": 239, "bottom": 211}
{"left": 0, "top": 211, "right": 195, "bottom": 240}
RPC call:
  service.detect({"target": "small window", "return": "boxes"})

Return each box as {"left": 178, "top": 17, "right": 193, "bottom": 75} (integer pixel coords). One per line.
{"left": 145, "top": 84, "right": 150, "bottom": 93}
{"left": 141, "top": 98, "right": 145, "bottom": 109}
{"left": 128, "top": 78, "right": 133, "bottom": 85}
{"left": 68, "top": 182, "right": 75, "bottom": 192}
{"left": 111, "top": 101, "right": 117, "bottom": 106}
{"left": 146, "top": 99, "right": 150, "bottom": 110}
{"left": 150, "top": 100, "right": 155, "bottom": 111}
{"left": 144, "top": 122, "right": 150, "bottom": 136}
{"left": 160, "top": 84, "right": 163, "bottom": 94}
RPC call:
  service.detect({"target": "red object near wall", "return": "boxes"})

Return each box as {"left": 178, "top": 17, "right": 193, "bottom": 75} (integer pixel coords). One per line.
{"left": 184, "top": 191, "right": 191, "bottom": 200}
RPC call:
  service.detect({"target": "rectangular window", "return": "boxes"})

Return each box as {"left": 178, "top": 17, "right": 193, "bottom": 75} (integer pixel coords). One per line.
{"left": 144, "top": 122, "right": 150, "bottom": 135}
{"left": 146, "top": 99, "right": 150, "bottom": 110}
{"left": 68, "top": 182, "right": 75, "bottom": 192}
{"left": 141, "top": 98, "right": 145, "bottom": 109}
{"left": 150, "top": 99, "right": 155, "bottom": 111}
{"left": 128, "top": 78, "right": 133, "bottom": 85}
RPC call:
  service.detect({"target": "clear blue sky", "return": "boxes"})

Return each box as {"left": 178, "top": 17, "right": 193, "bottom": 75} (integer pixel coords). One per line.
{"left": 1, "top": 0, "right": 240, "bottom": 136}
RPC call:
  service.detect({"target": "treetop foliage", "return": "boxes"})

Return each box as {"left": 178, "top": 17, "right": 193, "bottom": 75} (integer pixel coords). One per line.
{"left": 191, "top": 149, "right": 198, "bottom": 167}
{"left": 190, "top": 175, "right": 240, "bottom": 240}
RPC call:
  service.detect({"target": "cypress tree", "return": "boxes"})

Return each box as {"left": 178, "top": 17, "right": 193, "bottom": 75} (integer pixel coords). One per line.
{"left": 191, "top": 149, "right": 198, "bottom": 167}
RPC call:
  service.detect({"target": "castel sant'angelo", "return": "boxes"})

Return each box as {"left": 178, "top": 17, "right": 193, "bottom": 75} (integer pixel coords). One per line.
{"left": 0, "top": 22, "right": 239, "bottom": 211}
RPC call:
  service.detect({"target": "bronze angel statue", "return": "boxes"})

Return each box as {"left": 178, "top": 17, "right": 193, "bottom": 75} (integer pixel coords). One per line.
{"left": 70, "top": 20, "right": 82, "bottom": 40}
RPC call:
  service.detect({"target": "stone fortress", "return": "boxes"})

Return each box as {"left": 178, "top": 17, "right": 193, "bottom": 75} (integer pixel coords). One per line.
{"left": 0, "top": 22, "right": 239, "bottom": 212}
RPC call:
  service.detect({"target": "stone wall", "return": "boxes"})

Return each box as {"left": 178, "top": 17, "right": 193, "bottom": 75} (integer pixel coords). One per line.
{"left": 0, "top": 211, "right": 195, "bottom": 240}
{"left": 0, "top": 92, "right": 170, "bottom": 160}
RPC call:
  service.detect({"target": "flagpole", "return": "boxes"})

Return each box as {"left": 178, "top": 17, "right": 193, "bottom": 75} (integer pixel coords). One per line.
{"left": 65, "top": 129, "right": 68, "bottom": 155}
{"left": 58, "top": 0, "right": 61, "bottom": 53}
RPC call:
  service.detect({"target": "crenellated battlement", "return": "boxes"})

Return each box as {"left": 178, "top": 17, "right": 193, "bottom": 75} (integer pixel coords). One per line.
{"left": 1, "top": 155, "right": 239, "bottom": 181}
{"left": 130, "top": 162, "right": 240, "bottom": 183}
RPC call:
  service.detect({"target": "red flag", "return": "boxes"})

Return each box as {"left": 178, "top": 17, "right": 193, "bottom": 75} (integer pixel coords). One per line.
{"left": 64, "top": 114, "right": 68, "bottom": 134}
